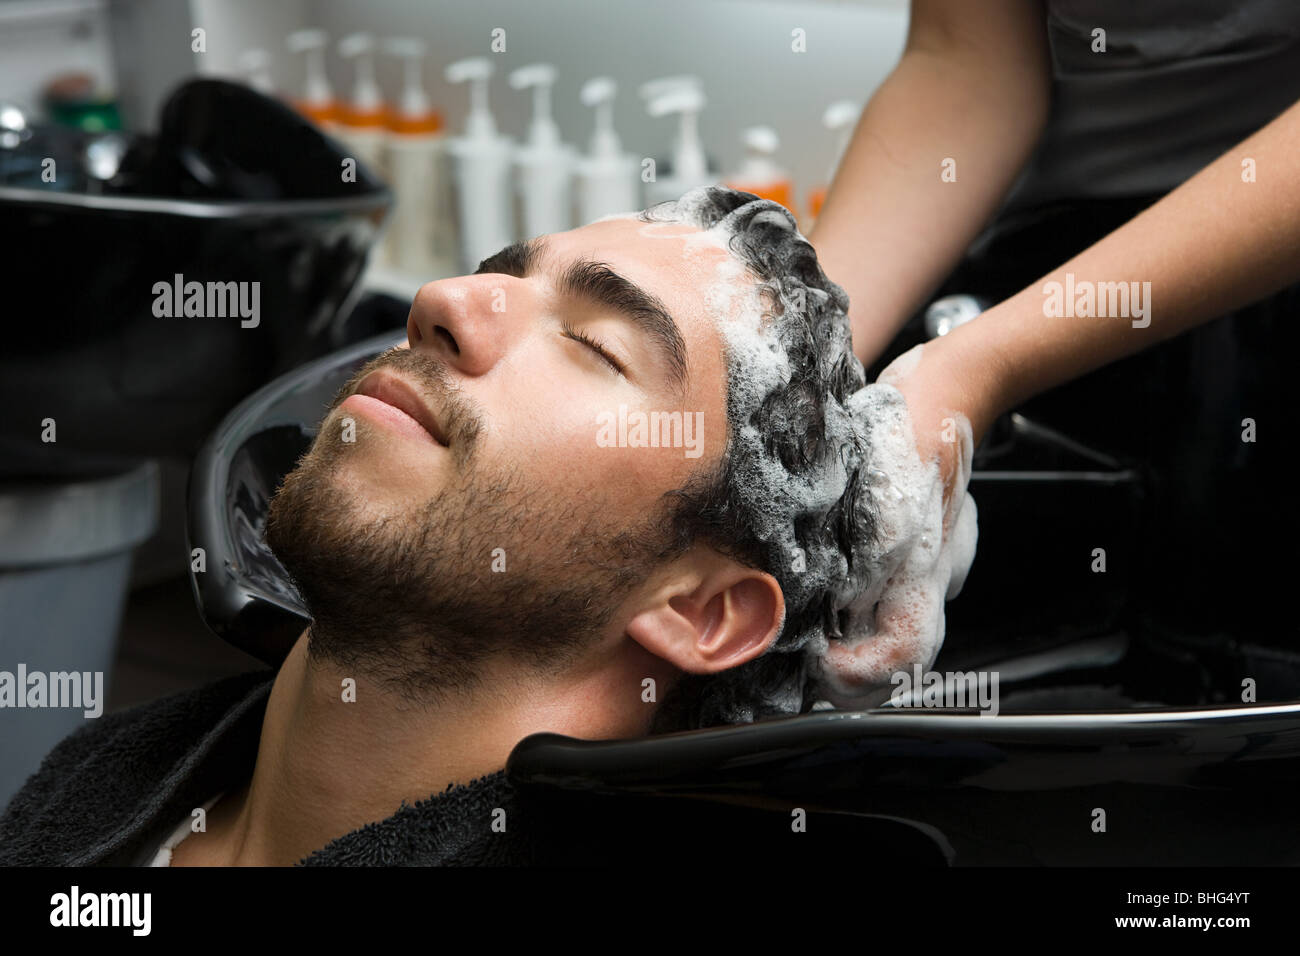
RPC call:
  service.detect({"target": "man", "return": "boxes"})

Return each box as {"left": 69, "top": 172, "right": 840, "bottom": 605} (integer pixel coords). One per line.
{"left": 0, "top": 187, "right": 976, "bottom": 866}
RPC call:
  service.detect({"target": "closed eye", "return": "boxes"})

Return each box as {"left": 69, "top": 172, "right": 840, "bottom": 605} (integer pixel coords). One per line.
{"left": 561, "top": 320, "right": 626, "bottom": 376}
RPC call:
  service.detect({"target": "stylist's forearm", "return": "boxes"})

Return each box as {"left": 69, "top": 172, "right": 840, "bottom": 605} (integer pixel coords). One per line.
{"left": 939, "top": 96, "right": 1300, "bottom": 422}
{"left": 810, "top": 1, "right": 1049, "bottom": 367}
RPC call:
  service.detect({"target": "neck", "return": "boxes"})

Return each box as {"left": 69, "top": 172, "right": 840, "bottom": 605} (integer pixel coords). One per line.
{"left": 207, "top": 628, "right": 665, "bottom": 865}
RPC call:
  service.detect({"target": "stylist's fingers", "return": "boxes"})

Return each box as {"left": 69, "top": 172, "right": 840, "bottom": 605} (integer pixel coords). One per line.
{"left": 820, "top": 541, "right": 946, "bottom": 706}
{"left": 814, "top": 368, "right": 979, "bottom": 709}
{"left": 816, "top": 435, "right": 947, "bottom": 707}
{"left": 937, "top": 416, "right": 974, "bottom": 538}
{"left": 885, "top": 344, "right": 975, "bottom": 532}
{"left": 946, "top": 491, "right": 978, "bottom": 599}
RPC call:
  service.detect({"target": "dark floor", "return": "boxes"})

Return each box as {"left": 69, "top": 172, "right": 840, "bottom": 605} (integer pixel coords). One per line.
{"left": 108, "top": 573, "right": 264, "bottom": 714}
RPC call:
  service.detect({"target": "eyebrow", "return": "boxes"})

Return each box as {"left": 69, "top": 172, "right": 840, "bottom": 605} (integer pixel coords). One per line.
{"left": 475, "top": 236, "right": 689, "bottom": 395}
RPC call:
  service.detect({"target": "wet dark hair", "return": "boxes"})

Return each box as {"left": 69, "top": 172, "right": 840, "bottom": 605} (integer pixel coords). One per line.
{"left": 645, "top": 186, "right": 878, "bottom": 733}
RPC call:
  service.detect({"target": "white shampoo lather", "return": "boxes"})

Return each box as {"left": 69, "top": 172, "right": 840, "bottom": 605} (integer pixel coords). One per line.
{"left": 445, "top": 56, "right": 515, "bottom": 271}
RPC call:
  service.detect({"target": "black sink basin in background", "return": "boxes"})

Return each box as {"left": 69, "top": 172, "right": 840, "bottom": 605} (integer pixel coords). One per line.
{"left": 940, "top": 413, "right": 1141, "bottom": 669}
{"left": 0, "top": 79, "right": 392, "bottom": 480}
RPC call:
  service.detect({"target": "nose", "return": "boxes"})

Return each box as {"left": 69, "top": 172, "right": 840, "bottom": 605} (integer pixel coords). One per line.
{"left": 406, "top": 274, "right": 533, "bottom": 376}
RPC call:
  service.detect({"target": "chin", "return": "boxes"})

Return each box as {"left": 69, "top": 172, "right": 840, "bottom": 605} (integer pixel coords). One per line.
{"left": 299, "top": 416, "right": 423, "bottom": 503}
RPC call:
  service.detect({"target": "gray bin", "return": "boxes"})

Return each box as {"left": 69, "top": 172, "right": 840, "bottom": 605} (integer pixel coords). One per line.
{"left": 0, "top": 462, "right": 159, "bottom": 811}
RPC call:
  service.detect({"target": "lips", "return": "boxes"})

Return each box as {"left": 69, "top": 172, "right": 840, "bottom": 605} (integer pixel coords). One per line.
{"left": 353, "top": 370, "right": 448, "bottom": 446}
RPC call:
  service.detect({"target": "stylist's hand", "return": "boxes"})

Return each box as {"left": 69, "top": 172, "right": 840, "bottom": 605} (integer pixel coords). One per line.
{"left": 813, "top": 341, "right": 987, "bottom": 709}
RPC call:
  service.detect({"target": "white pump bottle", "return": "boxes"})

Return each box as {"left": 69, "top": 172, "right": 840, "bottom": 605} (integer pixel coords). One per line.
{"left": 286, "top": 29, "right": 335, "bottom": 128}
{"left": 574, "top": 77, "right": 640, "bottom": 224}
{"left": 381, "top": 37, "right": 456, "bottom": 278}
{"left": 445, "top": 57, "right": 515, "bottom": 271}
{"left": 807, "top": 100, "right": 861, "bottom": 227}
{"left": 238, "top": 50, "right": 275, "bottom": 96}
{"left": 335, "top": 33, "right": 388, "bottom": 179}
{"left": 643, "top": 79, "right": 715, "bottom": 204}
{"left": 510, "top": 64, "right": 575, "bottom": 238}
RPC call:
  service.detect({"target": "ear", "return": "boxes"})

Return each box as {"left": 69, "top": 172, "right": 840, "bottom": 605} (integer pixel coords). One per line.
{"left": 624, "top": 547, "right": 785, "bottom": 675}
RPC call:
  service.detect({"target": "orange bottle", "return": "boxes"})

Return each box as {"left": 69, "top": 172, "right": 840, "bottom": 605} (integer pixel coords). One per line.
{"left": 335, "top": 33, "right": 388, "bottom": 175}
{"left": 383, "top": 37, "right": 458, "bottom": 277}
{"left": 286, "top": 29, "right": 337, "bottom": 129}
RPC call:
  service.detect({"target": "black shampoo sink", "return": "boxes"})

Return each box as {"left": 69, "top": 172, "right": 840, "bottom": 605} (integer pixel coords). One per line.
{"left": 0, "top": 79, "right": 391, "bottom": 479}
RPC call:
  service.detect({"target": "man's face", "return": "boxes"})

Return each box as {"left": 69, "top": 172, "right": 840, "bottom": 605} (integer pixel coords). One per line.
{"left": 266, "top": 216, "right": 741, "bottom": 694}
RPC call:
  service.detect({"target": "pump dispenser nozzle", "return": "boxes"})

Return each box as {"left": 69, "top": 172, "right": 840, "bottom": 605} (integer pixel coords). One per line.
{"left": 338, "top": 32, "right": 384, "bottom": 123}
{"left": 509, "top": 63, "right": 560, "bottom": 150}
{"left": 332, "top": 32, "right": 387, "bottom": 200}
{"left": 445, "top": 56, "right": 497, "bottom": 140}
{"left": 576, "top": 76, "right": 640, "bottom": 222}
{"left": 379, "top": 36, "right": 452, "bottom": 277}
{"left": 581, "top": 76, "right": 621, "bottom": 158}
{"left": 238, "top": 49, "right": 274, "bottom": 96}
{"left": 646, "top": 83, "right": 710, "bottom": 191}
{"left": 509, "top": 62, "right": 574, "bottom": 238}
{"left": 286, "top": 28, "right": 334, "bottom": 126}
{"left": 445, "top": 56, "right": 515, "bottom": 270}
{"left": 724, "top": 125, "right": 792, "bottom": 210}
{"left": 383, "top": 37, "right": 437, "bottom": 128}
{"left": 806, "top": 100, "right": 861, "bottom": 225}
{"left": 743, "top": 125, "right": 780, "bottom": 157}
{"left": 637, "top": 75, "right": 703, "bottom": 102}
{"left": 822, "top": 100, "right": 861, "bottom": 181}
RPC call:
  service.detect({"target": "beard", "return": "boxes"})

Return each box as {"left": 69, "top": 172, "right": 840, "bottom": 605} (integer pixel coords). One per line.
{"left": 264, "top": 346, "right": 682, "bottom": 703}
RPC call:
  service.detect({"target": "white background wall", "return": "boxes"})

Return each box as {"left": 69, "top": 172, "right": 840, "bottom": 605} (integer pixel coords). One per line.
{"left": 0, "top": 0, "right": 117, "bottom": 113}
{"left": 1, "top": 0, "right": 909, "bottom": 211}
